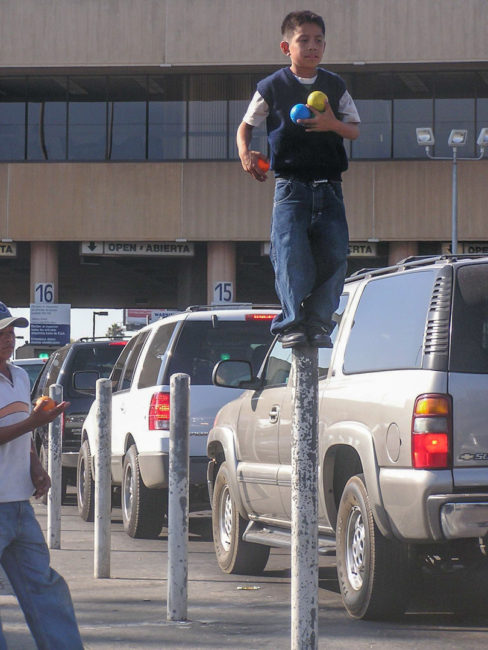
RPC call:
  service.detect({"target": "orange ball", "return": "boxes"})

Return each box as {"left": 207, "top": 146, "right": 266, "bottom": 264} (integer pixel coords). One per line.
{"left": 36, "top": 396, "right": 57, "bottom": 411}
{"left": 257, "top": 158, "right": 270, "bottom": 172}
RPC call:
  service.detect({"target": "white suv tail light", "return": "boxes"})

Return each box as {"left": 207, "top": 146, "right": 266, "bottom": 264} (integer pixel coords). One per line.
{"left": 149, "top": 391, "right": 170, "bottom": 430}
{"left": 411, "top": 394, "right": 451, "bottom": 469}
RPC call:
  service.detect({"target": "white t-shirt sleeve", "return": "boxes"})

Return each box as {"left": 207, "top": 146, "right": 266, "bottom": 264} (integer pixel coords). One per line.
{"left": 242, "top": 91, "right": 269, "bottom": 128}
{"left": 339, "top": 90, "right": 360, "bottom": 123}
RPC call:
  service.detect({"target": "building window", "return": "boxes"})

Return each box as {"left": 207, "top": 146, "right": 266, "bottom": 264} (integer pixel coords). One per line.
{"left": 393, "top": 98, "right": 433, "bottom": 158}
{"left": 351, "top": 99, "right": 392, "bottom": 159}
{"left": 434, "top": 98, "right": 475, "bottom": 157}
{"left": 68, "top": 102, "right": 106, "bottom": 160}
{"left": 0, "top": 71, "right": 485, "bottom": 163}
{"left": 0, "top": 102, "right": 25, "bottom": 160}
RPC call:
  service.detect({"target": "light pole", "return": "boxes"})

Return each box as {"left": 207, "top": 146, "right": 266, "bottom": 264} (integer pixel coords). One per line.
{"left": 416, "top": 127, "right": 488, "bottom": 255}
{"left": 92, "top": 311, "right": 109, "bottom": 339}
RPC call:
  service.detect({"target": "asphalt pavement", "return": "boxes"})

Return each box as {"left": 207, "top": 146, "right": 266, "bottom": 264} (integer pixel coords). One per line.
{"left": 1, "top": 494, "right": 488, "bottom": 649}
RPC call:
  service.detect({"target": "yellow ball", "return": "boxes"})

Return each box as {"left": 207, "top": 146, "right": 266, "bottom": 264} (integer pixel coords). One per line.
{"left": 307, "top": 91, "right": 328, "bottom": 112}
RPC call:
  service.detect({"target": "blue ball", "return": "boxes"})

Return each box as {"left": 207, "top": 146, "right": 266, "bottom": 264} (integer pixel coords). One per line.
{"left": 290, "top": 103, "right": 312, "bottom": 124}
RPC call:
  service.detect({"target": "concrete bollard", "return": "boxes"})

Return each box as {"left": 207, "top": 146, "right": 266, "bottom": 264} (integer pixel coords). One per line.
{"left": 290, "top": 347, "right": 319, "bottom": 650}
{"left": 167, "top": 373, "right": 190, "bottom": 622}
{"left": 94, "top": 378, "right": 112, "bottom": 579}
{"left": 47, "top": 383, "right": 63, "bottom": 550}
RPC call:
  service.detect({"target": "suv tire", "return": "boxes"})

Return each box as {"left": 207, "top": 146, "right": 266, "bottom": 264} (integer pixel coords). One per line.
{"left": 122, "top": 445, "right": 165, "bottom": 539}
{"left": 336, "top": 474, "right": 410, "bottom": 620}
{"left": 212, "top": 462, "right": 270, "bottom": 575}
{"left": 77, "top": 440, "right": 95, "bottom": 522}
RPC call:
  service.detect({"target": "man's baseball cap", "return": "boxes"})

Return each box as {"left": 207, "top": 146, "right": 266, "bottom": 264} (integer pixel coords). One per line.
{"left": 0, "top": 302, "right": 28, "bottom": 330}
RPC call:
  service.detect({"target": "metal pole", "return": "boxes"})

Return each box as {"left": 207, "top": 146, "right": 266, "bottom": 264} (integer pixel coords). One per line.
{"left": 291, "top": 347, "right": 319, "bottom": 650}
{"left": 47, "top": 383, "right": 63, "bottom": 550}
{"left": 94, "top": 378, "right": 112, "bottom": 579}
{"left": 451, "top": 147, "right": 458, "bottom": 255}
{"left": 167, "top": 373, "right": 190, "bottom": 622}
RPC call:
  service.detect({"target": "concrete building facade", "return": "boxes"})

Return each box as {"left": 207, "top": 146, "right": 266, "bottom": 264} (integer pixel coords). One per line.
{"left": 1, "top": 0, "right": 487, "bottom": 309}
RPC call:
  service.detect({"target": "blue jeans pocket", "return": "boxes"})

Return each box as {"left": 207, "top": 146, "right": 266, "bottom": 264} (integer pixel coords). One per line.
{"left": 273, "top": 179, "right": 296, "bottom": 205}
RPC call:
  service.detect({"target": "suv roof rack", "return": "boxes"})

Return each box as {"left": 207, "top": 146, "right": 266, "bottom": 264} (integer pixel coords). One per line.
{"left": 185, "top": 303, "right": 280, "bottom": 312}
{"left": 346, "top": 253, "right": 488, "bottom": 284}
{"left": 77, "top": 336, "right": 128, "bottom": 342}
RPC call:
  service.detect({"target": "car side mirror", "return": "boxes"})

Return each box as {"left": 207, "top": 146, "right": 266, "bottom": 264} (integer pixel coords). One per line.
{"left": 212, "top": 360, "right": 261, "bottom": 390}
{"left": 73, "top": 370, "right": 99, "bottom": 392}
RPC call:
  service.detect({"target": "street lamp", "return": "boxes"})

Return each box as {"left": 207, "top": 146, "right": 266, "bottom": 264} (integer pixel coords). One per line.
{"left": 416, "top": 127, "right": 487, "bottom": 254}
{"left": 92, "top": 311, "right": 109, "bottom": 339}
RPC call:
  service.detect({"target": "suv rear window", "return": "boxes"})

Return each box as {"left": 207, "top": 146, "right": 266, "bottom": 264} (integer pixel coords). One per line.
{"left": 66, "top": 343, "right": 126, "bottom": 396}
{"left": 165, "top": 319, "right": 274, "bottom": 385}
{"left": 450, "top": 264, "right": 488, "bottom": 373}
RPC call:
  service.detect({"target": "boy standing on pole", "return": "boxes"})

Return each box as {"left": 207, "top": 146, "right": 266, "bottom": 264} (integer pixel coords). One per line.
{"left": 237, "top": 10, "right": 360, "bottom": 348}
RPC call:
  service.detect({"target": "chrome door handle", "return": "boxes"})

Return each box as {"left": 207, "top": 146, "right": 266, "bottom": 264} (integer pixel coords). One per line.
{"left": 269, "top": 405, "right": 280, "bottom": 424}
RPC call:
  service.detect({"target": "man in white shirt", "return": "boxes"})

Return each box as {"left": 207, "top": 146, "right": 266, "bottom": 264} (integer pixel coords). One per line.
{"left": 0, "top": 301, "right": 83, "bottom": 650}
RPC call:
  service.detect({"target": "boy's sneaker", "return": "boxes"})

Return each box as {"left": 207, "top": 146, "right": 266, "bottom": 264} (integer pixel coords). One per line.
{"left": 307, "top": 326, "right": 332, "bottom": 348}
{"left": 278, "top": 326, "right": 308, "bottom": 348}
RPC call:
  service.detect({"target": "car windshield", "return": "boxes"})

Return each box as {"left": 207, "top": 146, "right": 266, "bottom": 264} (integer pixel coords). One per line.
{"left": 165, "top": 319, "right": 274, "bottom": 385}
{"left": 450, "top": 264, "right": 488, "bottom": 373}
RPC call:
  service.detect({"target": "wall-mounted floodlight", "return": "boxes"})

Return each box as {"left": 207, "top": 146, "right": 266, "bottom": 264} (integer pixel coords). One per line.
{"left": 477, "top": 127, "right": 488, "bottom": 147}
{"left": 416, "top": 127, "right": 435, "bottom": 146}
{"left": 448, "top": 129, "right": 468, "bottom": 147}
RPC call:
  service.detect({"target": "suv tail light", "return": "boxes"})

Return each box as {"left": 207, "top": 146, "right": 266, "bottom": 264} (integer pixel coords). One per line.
{"left": 412, "top": 394, "right": 451, "bottom": 469}
{"left": 245, "top": 313, "right": 275, "bottom": 321}
{"left": 149, "top": 391, "right": 170, "bottom": 430}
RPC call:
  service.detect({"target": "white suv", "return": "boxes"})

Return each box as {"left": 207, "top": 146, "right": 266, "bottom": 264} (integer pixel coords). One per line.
{"left": 77, "top": 305, "right": 278, "bottom": 538}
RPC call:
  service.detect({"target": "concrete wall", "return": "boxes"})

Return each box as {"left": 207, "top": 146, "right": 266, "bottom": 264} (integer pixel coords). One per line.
{"left": 1, "top": 0, "right": 487, "bottom": 69}
{"left": 2, "top": 159, "right": 487, "bottom": 243}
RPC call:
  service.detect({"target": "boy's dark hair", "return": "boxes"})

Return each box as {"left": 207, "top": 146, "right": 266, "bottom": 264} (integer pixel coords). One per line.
{"left": 281, "top": 10, "right": 325, "bottom": 38}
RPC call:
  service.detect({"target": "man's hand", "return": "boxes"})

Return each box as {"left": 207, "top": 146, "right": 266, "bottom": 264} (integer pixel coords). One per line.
{"left": 30, "top": 400, "right": 70, "bottom": 430}
{"left": 30, "top": 447, "right": 51, "bottom": 498}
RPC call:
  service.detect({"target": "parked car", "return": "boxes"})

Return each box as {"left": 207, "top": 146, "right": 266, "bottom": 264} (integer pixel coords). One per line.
{"left": 207, "top": 255, "right": 488, "bottom": 620}
{"left": 13, "top": 357, "right": 48, "bottom": 389}
{"left": 31, "top": 337, "right": 128, "bottom": 501}
{"left": 77, "top": 305, "right": 278, "bottom": 538}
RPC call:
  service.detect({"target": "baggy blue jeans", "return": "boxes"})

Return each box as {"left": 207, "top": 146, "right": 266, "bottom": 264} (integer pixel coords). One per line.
{"left": 0, "top": 501, "right": 83, "bottom": 650}
{"left": 269, "top": 178, "right": 349, "bottom": 335}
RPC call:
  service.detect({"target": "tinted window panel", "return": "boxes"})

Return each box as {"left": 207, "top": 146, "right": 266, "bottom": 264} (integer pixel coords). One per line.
{"left": 343, "top": 271, "right": 436, "bottom": 373}
{"left": 166, "top": 320, "right": 274, "bottom": 385}
{"left": 27, "top": 101, "right": 67, "bottom": 160}
{"left": 120, "top": 332, "right": 149, "bottom": 390}
{"left": 110, "top": 336, "right": 140, "bottom": 391}
{"left": 0, "top": 103, "right": 25, "bottom": 160}
{"left": 138, "top": 322, "right": 177, "bottom": 388}
{"left": 351, "top": 100, "right": 391, "bottom": 159}
{"left": 148, "top": 101, "right": 186, "bottom": 160}
{"left": 393, "top": 98, "right": 433, "bottom": 158}
{"left": 67, "top": 343, "right": 127, "bottom": 397}
{"left": 68, "top": 101, "right": 106, "bottom": 160}
{"left": 451, "top": 264, "right": 488, "bottom": 373}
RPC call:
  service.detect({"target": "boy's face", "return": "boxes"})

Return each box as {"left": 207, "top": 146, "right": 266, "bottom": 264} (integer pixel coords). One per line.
{"left": 280, "top": 23, "right": 326, "bottom": 76}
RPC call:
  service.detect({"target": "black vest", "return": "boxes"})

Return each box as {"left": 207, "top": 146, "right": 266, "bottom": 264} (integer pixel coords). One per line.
{"left": 257, "top": 67, "right": 349, "bottom": 181}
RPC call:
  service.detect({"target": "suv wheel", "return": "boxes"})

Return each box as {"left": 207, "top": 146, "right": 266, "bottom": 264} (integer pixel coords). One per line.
{"left": 122, "top": 445, "right": 165, "bottom": 539}
{"left": 336, "top": 474, "right": 410, "bottom": 620}
{"left": 212, "top": 462, "right": 270, "bottom": 575}
{"left": 77, "top": 440, "right": 95, "bottom": 522}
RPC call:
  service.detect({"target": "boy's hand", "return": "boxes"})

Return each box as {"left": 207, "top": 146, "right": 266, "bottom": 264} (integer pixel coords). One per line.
{"left": 298, "top": 102, "right": 338, "bottom": 133}
{"left": 240, "top": 150, "right": 268, "bottom": 182}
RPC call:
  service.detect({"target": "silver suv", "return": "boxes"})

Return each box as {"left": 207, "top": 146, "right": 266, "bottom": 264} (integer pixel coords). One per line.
{"left": 78, "top": 305, "right": 278, "bottom": 538}
{"left": 207, "top": 256, "right": 488, "bottom": 620}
